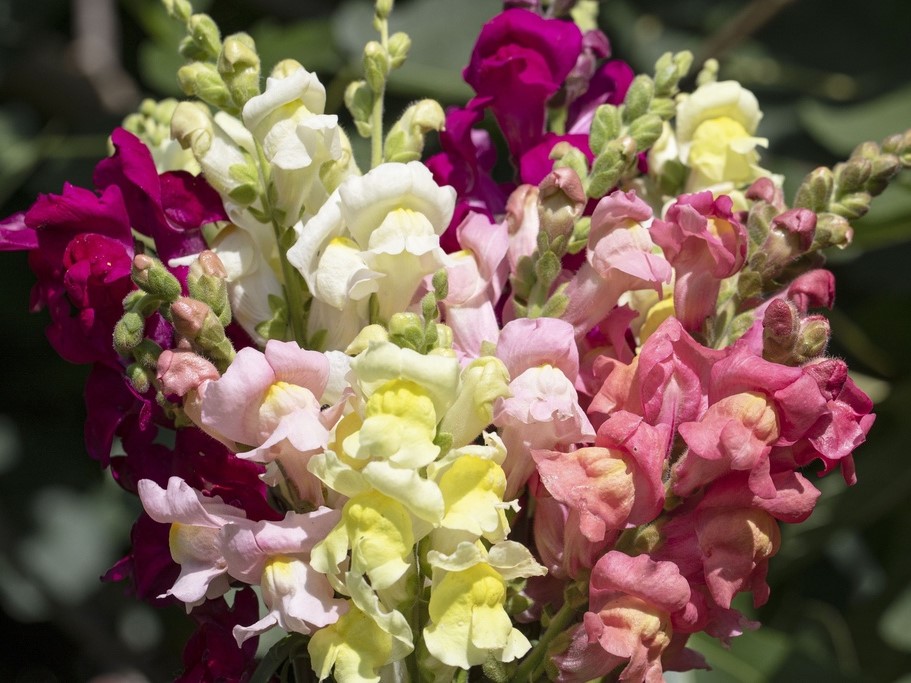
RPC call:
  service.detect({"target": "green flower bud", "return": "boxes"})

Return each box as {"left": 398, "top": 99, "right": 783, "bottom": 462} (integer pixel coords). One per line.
{"left": 187, "top": 13, "right": 222, "bottom": 61}
{"left": 131, "top": 254, "right": 181, "bottom": 302}
{"left": 533, "top": 250, "right": 561, "bottom": 288}
{"left": 831, "top": 190, "right": 871, "bottom": 220}
{"left": 345, "top": 80, "right": 374, "bottom": 138}
{"left": 218, "top": 33, "right": 261, "bottom": 106}
{"left": 628, "top": 113, "right": 663, "bottom": 151}
{"left": 188, "top": 251, "right": 230, "bottom": 326}
{"left": 794, "top": 167, "right": 834, "bottom": 212}
{"left": 813, "top": 212, "right": 853, "bottom": 249}
{"left": 363, "top": 41, "right": 389, "bottom": 93}
{"left": 132, "top": 339, "right": 163, "bottom": 371}
{"left": 432, "top": 269, "right": 448, "bottom": 302}
{"left": 177, "top": 62, "right": 233, "bottom": 110}
{"left": 388, "top": 311, "right": 425, "bottom": 350}
{"left": 383, "top": 99, "right": 445, "bottom": 163}
{"left": 387, "top": 32, "right": 411, "bottom": 70}
{"left": 127, "top": 363, "right": 152, "bottom": 394}
{"left": 794, "top": 316, "right": 830, "bottom": 362}
{"left": 162, "top": 0, "right": 192, "bottom": 23}
{"left": 589, "top": 104, "right": 622, "bottom": 156}
{"left": 538, "top": 167, "right": 585, "bottom": 242}
{"left": 375, "top": 0, "right": 394, "bottom": 19}
{"left": 114, "top": 311, "right": 146, "bottom": 356}
{"left": 623, "top": 75, "right": 654, "bottom": 122}
{"left": 171, "top": 101, "right": 213, "bottom": 154}
{"left": 695, "top": 58, "right": 719, "bottom": 88}
{"left": 835, "top": 158, "right": 872, "bottom": 193}
{"left": 867, "top": 153, "right": 901, "bottom": 195}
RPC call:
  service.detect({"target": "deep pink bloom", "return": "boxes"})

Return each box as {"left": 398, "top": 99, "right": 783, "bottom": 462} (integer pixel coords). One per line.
{"left": 177, "top": 587, "right": 260, "bottom": 683}
{"left": 22, "top": 183, "right": 134, "bottom": 363}
{"left": 464, "top": 8, "right": 583, "bottom": 157}
{"left": 426, "top": 102, "right": 508, "bottom": 242}
{"left": 650, "top": 192, "right": 748, "bottom": 332}
{"left": 94, "top": 128, "right": 226, "bottom": 262}
{"left": 102, "top": 512, "right": 179, "bottom": 606}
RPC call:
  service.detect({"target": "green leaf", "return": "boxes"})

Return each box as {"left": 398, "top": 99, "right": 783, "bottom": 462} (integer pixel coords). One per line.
{"left": 799, "top": 84, "right": 911, "bottom": 157}
{"left": 249, "top": 633, "right": 309, "bottom": 683}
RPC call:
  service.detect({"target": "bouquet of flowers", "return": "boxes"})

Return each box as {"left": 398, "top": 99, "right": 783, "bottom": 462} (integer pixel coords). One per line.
{"left": 1, "top": 0, "right": 905, "bottom": 680}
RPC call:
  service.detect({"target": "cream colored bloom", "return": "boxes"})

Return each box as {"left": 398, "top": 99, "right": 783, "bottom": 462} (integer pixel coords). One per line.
{"left": 287, "top": 162, "right": 456, "bottom": 350}
{"left": 675, "top": 80, "right": 771, "bottom": 196}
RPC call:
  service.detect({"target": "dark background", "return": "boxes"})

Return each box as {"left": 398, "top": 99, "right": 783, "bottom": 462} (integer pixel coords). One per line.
{"left": 1, "top": 0, "right": 910, "bottom": 681}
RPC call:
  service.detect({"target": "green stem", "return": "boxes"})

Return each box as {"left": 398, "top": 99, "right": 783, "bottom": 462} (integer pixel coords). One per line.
{"left": 370, "top": 18, "right": 390, "bottom": 168}
{"left": 253, "top": 141, "right": 308, "bottom": 345}
{"left": 512, "top": 595, "right": 582, "bottom": 682}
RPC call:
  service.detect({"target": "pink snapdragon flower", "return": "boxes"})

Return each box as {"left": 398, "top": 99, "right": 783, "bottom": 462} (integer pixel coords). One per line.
{"left": 650, "top": 192, "right": 747, "bottom": 332}
{"left": 222, "top": 510, "right": 347, "bottom": 643}
{"left": 533, "top": 411, "right": 666, "bottom": 543}
{"left": 553, "top": 551, "right": 692, "bottom": 683}
{"left": 137, "top": 477, "right": 250, "bottom": 607}
{"left": 493, "top": 317, "right": 595, "bottom": 497}
{"left": 590, "top": 317, "right": 724, "bottom": 433}
{"left": 200, "top": 340, "right": 344, "bottom": 506}
{"left": 562, "top": 189, "right": 672, "bottom": 339}
{"left": 438, "top": 211, "right": 510, "bottom": 361}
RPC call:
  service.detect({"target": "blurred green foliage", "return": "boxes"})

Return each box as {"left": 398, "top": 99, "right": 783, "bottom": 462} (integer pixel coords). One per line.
{"left": 1, "top": 0, "right": 910, "bottom": 680}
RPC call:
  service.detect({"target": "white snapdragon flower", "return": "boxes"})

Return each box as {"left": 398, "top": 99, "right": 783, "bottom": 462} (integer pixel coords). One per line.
{"left": 288, "top": 161, "right": 456, "bottom": 350}
{"left": 243, "top": 63, "right": 359, "bottom": 226}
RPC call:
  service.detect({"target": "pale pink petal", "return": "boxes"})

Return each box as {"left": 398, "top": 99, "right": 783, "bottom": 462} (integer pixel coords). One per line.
{"left": 264, "top": 340, "right": 329, "bottom": 394}
{"left": 497, "top": 317, "right": 580, "bottom": 380}
{"left": 202, "top": 347, "right": 277, "bottom": 445}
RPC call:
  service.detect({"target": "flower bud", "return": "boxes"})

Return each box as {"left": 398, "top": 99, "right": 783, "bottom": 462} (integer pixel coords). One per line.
{"left": 628, "top": 113, "right": 663, "bottom": 151}
{"left": 345, "top": 80, "right": 374, "bottom": 137}
{"left": 867, "top": 153, "right": 901, "bottom": 195}
{"left": 794, "top": 167, "right": 834, "bottom": 212}
{"left": 745, "top": 176, "right": 784, "bottom": 208}
{"left": 538, "top": 167, "right": 585, "bottom": 241}
{"left": 623, "top": 75, "right": 654, "bottom": 121}
{"left": 589, "top": 104, "right": 622, "bottom": 155}
{"left": 162, "top": 0, "right": 191, "bottom": 22}
{"left": 170, "top": 297, "right": 211, "bottom": 340}
{"left": 186, "top": 14, "right": 222, "bottom": 61}
{"left": 759, "top": 208, "right": 816, "bottom": 273}
{"left": 133, "top": 255, "right": 182, "bottom": 302}
{"left": 762, "top": 299, "right": 799, "bottom": 365}
{"left": 387, "top": 32, "right": 411, "bottom": 70}
{"left": 114, "top": 311, "right": 146, "bottom": 356}
{"left": 440, "top": 357, "right": 511, "bottom": 448}
{"left": 363, "top": 41, "right": 389, "bottom": 93}
{"left": 188, "top": 251, "right": 230, "bottom": 326}
{"left": 177, "top": 62, "right": 232, "bottom": 110}
{"left": 813, "top": 212, "right": 853, "bottom": 249}
{"left": 170, "top": 101, "right": 213, "bottom": 155}
{"left": 794, "top": 315, "right": 830, "bottom": 362}
{"left": 835, "top": 157, "right": 872, "bottom": 193}
{"left": 375, "top": 0, "right": 394, "bottom": 19}
{"left": 388, "top": 311, "right": 425, "bottom": 350}
{"left": 218, "top": 33, "right": 261, "bottom": 106}
{"left": 383, "top": 99, "right": 444, "bottom": 163}
{"left": 832, "top": 190, "right": 871, "bottom": 220}
{"left": 127, "top": 363, "right": 152, "bottom": 394}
